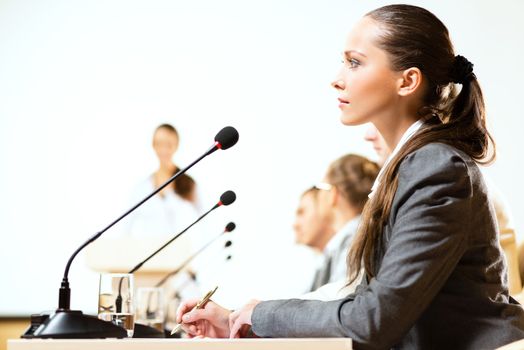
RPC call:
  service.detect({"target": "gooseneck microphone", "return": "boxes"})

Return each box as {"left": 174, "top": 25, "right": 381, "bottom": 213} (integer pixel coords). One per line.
{"left": 155, "top": 222, "right": 236, "bottom": 287}
{"left": 22, "top": 127, "right": 239, "bottom": 339}
{"left": 213, "top": 126, "right": 239, "bottom": 151}
{"left": 128, "top": 193, "right": 236, "bottom": 274}
{"left": 115, "top": 195, "right": 235, "bottom": 322}
{"left": 59, "top": 127, "right": 239, "bottom": 311}
{"left": 225, "top": 222, "right": 236, "bottom": 233}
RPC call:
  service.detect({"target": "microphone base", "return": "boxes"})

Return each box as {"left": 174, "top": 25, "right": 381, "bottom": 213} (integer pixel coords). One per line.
{"left": 21, "top": 310, "right": 167, "bottom": 339}
{"left": 133, "top": 323, "right": 165, "bottom": 338}
{"left": 21, "top": 310, "right": 128, "bottom": 339}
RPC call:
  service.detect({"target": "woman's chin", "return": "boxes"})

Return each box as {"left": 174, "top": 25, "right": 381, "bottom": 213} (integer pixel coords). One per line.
{"left": 340, "top": 114, "right": 365, "bottom": 126}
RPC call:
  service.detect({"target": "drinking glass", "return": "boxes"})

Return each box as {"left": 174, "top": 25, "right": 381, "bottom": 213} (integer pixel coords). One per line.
{"left": 164, "top": 292, "right": 182, "bottom": 333}
{"left": 98, "top": 273, "right": 135, "bottom": 337}
{"left": 136, "top": 287, "right": 165, "bottom": 331}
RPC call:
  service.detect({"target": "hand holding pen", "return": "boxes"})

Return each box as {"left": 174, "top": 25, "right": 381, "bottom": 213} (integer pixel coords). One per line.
{"left": 171, "top": 286, "right": 218, "bottom": 335}
{"left": 174, "top": 285, "right": 230, "bottom": 338}
{"left": 174, "top": 287, "right": 259, "bottom": 338}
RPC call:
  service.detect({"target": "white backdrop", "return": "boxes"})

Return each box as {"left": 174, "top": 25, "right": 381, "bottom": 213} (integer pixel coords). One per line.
{"left": 1, "top": 0, "right": 523, "bottom": 316}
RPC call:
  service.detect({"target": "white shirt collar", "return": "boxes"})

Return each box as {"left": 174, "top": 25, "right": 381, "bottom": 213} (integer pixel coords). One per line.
{"left": 369, "top": 119, "right": 424, "bottom": 198}
{"left": 324, "top": 216, "right": 360, "bottom": 255}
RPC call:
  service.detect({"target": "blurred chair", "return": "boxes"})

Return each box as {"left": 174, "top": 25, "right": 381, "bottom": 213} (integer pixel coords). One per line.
{"left": 500, "top": 228, "right": 522, "bottom": 296}
{"left": 495, "top": 228, "right": 524, "bottom": 349}
{"left": 496, "top": 338, "right": 524, "bottom": 350}
{"left": 519, "top": 240, "right": 524, "bottom": 290}
{"left": 514, "top": 236, "right": 524, "bottom": 304}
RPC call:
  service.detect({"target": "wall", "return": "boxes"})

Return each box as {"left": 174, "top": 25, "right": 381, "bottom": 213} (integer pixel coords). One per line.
{"left": 0, "top": 0, "right": 523, "bottom": 317}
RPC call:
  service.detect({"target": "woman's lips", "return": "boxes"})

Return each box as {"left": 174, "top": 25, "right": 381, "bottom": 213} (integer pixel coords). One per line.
{"left": 338, "top": 97, "right": 350, "bottom": 108}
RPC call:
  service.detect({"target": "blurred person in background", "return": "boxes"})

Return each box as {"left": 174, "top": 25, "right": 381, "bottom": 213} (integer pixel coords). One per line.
{"left": 126, "top": 123, "right": 199, "bottom": 237}
{"left": 364, "top": 123, "right": 513, "bottom": 233}
{"left": 288, "top": 154, "right": 380, "bottom": 298}
{"left": 307, "top": 154, "right": 379, "bottom": 292}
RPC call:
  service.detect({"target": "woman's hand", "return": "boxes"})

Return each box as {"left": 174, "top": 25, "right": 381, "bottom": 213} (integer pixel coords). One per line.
{"left": 228, "top": 299, "right": 261, "bottom": 338}
{"left": 176, "top": 298, "right": 232, "bottom": 338}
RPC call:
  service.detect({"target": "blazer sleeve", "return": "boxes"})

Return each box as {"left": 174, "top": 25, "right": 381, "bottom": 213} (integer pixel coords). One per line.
{"left": 251, "top": 144, "right": 473, "bottom": 350}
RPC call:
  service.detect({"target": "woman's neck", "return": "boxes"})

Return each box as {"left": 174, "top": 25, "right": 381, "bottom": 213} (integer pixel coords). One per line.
{"left": 154, "top": 164, "right": 176, "bottom": 197}
{"left": 157, "top": 162, "right": 176, "bottom": 175}
{"left": 373, "top": 115, "right": 419, "bottom": 151}
{"left": 332, "top": 206, "right": 358, "bottom": 232}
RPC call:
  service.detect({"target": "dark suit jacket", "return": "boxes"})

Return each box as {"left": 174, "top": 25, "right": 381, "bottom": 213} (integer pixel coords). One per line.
{"left": 252, "top": 143, "right": 524, "bottom": 350}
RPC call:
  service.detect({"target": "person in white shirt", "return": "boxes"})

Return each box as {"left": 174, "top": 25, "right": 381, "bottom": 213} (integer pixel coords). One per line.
{"left": 304, "top": 154, "right": 379, "bottom": 292}
{"left": 305, "top": 123, "right": 517, "bottom": 302}
{"left": 126, "top": 124, "right": 199, "bottom": 238}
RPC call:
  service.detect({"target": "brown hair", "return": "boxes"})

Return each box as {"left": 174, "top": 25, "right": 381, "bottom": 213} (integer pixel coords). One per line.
{"left": 346, "top": 5, "right": 495, "bottom": 284}
{"left": 155, "top": 124, "right": 196, "bottom": 203}
{"left": 326, "top": 154, "right": 380, "bottom": 213}
{"left": 156, "top": 123, "right": 179, "bottom": 139}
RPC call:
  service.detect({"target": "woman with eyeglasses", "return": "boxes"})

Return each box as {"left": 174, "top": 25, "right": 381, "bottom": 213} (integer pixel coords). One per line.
{"left": 175, "top": 4, "right": 524, "bottom": 349}
{"left": 303, "top": 154, "right": 379, "bottom": 294}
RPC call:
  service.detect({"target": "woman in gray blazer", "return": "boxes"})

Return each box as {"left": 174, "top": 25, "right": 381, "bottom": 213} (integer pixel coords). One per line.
{"left": 176, "top": 4, "right": 524, "bottom": 349}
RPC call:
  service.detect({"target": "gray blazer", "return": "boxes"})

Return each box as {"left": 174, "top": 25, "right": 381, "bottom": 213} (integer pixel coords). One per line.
{"left": 252, "top": 143, "right": 524, "bottom": 350}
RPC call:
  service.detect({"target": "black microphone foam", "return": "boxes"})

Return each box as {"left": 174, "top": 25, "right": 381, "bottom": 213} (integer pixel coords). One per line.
{"left": 215, "top": 126, "right": 239, "bottom": 150}
{"left": 219, "top": 190, "right": 236, "bottom": 206}
{"left": 187, "top": 270, "right": 197, "bottom": 281}
{"left": 225, "top": 222, "right": 236, "bottom": 232}
{"left": 224, "top": 240, "right": 232, "bottom": 248}
{"left": 155, "top": 221, "right": 236, "bottom": 288}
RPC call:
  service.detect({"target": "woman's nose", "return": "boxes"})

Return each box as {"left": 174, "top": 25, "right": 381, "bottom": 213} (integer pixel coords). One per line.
{"left": 331, "top": 78, "right": 345, "bottom": 90}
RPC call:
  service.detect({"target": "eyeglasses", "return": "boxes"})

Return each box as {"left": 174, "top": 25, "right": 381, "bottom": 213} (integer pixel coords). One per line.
{"left": 313, "top": 182, "right": 333, "bottom": 191}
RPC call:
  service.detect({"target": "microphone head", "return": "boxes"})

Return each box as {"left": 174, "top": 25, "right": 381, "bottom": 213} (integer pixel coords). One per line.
{"left": 225, "top": 222, "right": 236, "bottom": 232}
{"left": 224, "top": 240, "right": 233, "bottom": 248}
{"left": 215, "top": 126, "right": 239, "bottom": 150}
{"left": 219, "top": 191, "right": 236, "bottom": 206}
{"left": 187, "top": 270, "right": 197, "bottom": 281}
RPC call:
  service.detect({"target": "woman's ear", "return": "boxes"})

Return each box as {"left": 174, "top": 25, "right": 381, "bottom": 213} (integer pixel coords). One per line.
{"left": 397, "top": 67, "right": 423, "bottom": 97}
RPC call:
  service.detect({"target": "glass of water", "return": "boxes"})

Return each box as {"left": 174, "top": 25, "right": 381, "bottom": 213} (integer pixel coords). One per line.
{"left": 98, "top": 273, "right": 135, "bottom": 337}
{"left": 136, "top": 287, "right": 165, "bottom": 331}
{"left": 164, "top": 291, "right": 182, "bottom": 333}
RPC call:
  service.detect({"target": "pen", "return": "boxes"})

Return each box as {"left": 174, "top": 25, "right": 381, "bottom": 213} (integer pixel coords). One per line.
{"left": 170, "top": 286, "right": 218, "bottom": 335}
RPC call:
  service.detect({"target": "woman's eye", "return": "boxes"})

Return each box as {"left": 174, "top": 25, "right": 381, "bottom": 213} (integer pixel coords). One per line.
{"left": 341, "top": 57, "right": 361, "bottom": 69}
{"left": 348, "top": 58, "right": 360, "bottom": 68}
{"left": 341, "top": 57, "right": 360, "bottom": 69}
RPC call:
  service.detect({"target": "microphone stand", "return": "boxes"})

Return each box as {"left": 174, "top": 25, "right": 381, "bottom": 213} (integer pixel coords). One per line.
{"left": 155, "top": 230, "right": 228, "bottom": 288}
{"left": 115, "top": 203, "right": 222, "bottom": 335}
{"left": 21, "top": 127, "right": 238, "bottom": 339}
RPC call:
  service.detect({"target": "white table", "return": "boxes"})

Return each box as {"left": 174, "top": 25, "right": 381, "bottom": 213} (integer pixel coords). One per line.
{"left": 8, "top": 338, "right": 352, "bottom": 350}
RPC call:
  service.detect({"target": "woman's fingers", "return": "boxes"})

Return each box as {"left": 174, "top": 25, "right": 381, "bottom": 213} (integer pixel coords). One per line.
{"left": 228, "top": 299, "right": 260, "bottom": 338}
{"left": 176, "top": 298, "right": 200, "bottom": 323}
{"left": 229, "top": 307, "right": 250, "bottom": 338}
{"left": 182, "top": 308, "right": 213, "bottom": 323}
{"left": 175, "top": 299, "right": 234, "bottom": 338}
{"left": 228, "top": 309, "right": 240, "bottom": 335}
{"left": 229, "top": 312, "right": 245, "bottom": 338}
